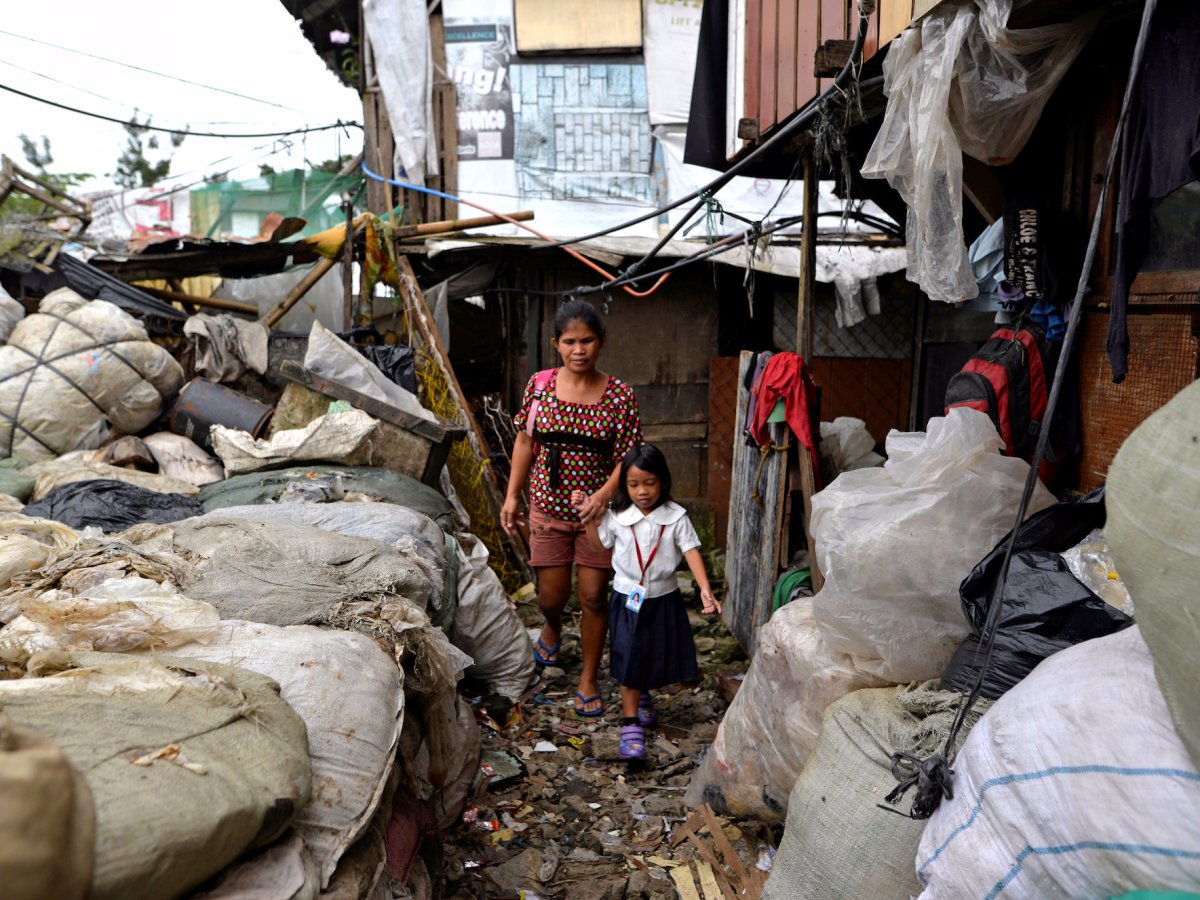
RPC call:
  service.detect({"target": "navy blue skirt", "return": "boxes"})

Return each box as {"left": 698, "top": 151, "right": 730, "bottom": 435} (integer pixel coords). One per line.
{"left": 609, "top": 588, "right": 700, "bottom": 691}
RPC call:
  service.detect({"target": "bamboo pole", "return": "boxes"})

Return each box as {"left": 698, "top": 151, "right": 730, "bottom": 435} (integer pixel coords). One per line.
{"left": 138, "top": 286, "right": 259, "bottom": 317}
{"left": 393, "top": 210, "right": 534, "bottom": 239}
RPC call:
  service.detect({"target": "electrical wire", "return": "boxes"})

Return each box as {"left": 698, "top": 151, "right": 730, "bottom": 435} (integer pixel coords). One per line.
{"left": 0, "top": 27, "right": 305, "bottom": 112}
{"left": 362, "top": 161, "right": 672, "bottom": 298}
{"left": 0, "top": 81, "right": 361, "bottom": 139}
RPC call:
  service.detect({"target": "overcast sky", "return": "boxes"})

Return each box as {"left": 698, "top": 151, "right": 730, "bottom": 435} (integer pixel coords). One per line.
{"left": 0, "top": 0, "right": 362, "bottom": 193}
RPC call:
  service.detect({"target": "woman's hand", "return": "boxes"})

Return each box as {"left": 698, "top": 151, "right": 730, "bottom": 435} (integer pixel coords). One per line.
{"left": 500, "top": 496, "right": 524, "bottom": 536}
{"left": 576, "top": 487, "right": 610, "bottom": 525}
{"left": 700, "top": 589, "right": 722, "bottom": 616}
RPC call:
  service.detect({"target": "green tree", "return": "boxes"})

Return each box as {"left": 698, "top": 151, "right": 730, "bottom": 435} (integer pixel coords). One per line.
{"left": 113, "top": 112, "right": 187, "bottom": 189}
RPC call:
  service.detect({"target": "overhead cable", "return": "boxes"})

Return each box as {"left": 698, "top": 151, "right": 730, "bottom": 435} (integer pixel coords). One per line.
{"left": 0, "top": 81, "right": 362, "bottom": 139}
{"left": 0, "top": 27, "right": 305, "bottom": 112}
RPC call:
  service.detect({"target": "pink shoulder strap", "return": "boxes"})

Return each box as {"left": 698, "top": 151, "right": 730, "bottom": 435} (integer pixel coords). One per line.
{"left": 525, "top": 368, "right": 556, "bottom": 438}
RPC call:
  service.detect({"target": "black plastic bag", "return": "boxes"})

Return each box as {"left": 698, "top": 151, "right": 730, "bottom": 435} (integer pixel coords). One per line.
{"left": 360, "top": 344, "right": 417, "bottom": 395}
{"left": 941, "top": 487, "right": 1134, "bottom": 700}
{"left": 24, "top": 480, "right": 204, "bottom": 532}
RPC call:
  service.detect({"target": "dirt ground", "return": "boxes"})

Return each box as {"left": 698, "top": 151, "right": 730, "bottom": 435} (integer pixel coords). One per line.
{"left": 441, "top": 580, "right": 771, "bottom": 899}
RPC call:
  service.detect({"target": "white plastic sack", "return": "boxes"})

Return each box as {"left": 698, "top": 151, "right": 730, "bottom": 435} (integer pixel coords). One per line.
{"left": 304, "top": 321, "right": 435, "bottom": 424}
{"left": 819, "top": 417, "right": 883, "bottom": 476}
{"left": 861, "top": 0, "right": 1096, "bottom": 303}
{"left": 154, "top": 621, "right": 405, "bottom": 890}
{"left": 0, "top": 576, "right": 220, "bottom": 664}
{"left": 684, "top": 600, "right": 887, "bottom": 820}
{"left": 211, "top": 409, "right": 380, "bottom": 476}
{"left": 810, "top": 409, "right": 1054, "bottom": 682}
{"left": 916, "top": 627, "right": 1200, "bottom": 898}
{"left": 0, "top": 287, "right": 23, "bottom": 344}
{"left": 0, "top": 290, "right": 184, "bottom": 461}
{"left": 0, "top": 514, "right": 77, "bottom": 593}
{"left": 141, "top": 432, "right": 225, "bottom": 487}
{"left": 451, "top": 533, "right": 536, "bottom": 700}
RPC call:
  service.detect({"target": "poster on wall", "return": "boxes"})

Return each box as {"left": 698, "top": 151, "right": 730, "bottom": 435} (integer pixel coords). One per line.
{"left": 444, "top": 19, "right": 516, "bottom": 160}
{"left": 643, "top": 0, "right": 705, "bottom": 125}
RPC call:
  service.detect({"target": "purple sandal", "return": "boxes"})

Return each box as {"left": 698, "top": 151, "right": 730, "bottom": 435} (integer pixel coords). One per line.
{"left": 619, "top": 723, "right": 646, "bottom": 760}
{"left": 637, "top": 694, "right": 658, "bottom": 728}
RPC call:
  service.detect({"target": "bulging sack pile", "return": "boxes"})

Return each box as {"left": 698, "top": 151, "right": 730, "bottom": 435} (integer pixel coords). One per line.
{"left": 915, "top": 627, "right": 1200, "bottom": 897}
{"left": 0, "top": 651, "right": 312, "bottom": 900}
{"left": 0, "top": 289, "right": 183, "bottom": 461}
{"left": 687, "top": 410, "right": 1051, "bottom": 820}
{"left": 764, "top": 684, "right": 991, "bottom": 900}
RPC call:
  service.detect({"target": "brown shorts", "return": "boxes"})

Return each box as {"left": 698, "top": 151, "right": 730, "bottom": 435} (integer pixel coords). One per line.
{"left": 528, "top": 507, "right": 613, "bottom": 569}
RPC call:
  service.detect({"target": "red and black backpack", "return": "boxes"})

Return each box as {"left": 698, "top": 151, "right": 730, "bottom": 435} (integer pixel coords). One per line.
{"left": 945, "top": 322, "right": 1052, "bottom": 464}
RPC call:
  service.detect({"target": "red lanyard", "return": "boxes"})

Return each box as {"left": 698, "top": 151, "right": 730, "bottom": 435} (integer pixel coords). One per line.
{"left": 632, "top": 524, "right": 667, "bottom": 586}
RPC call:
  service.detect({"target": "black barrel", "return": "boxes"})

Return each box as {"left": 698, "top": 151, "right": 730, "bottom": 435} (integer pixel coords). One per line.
{"left": 167, "top": 379, "right": 273, "bottom": 453}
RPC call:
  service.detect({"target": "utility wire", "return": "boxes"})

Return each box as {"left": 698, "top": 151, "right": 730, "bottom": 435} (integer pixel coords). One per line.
{"left": 0, "top": 27, "right": 305, "bottom": 112}
{"left": 0, "top": 81, "right": 361, "bottom": 138}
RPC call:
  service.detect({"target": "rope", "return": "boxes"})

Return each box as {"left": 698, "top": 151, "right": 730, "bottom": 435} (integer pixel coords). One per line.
{"left": 751, "top": 442, "right": 789, "bottom": 504}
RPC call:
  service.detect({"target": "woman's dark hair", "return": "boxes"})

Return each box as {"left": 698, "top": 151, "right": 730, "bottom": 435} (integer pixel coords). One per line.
{"left": 554, "top": 298, "right": 606, "bottom": 341}
{"left": 611, "top": 443, "right": 673, "bottom": 512}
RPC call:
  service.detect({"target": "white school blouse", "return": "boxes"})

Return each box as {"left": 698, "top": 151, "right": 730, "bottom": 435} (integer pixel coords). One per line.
{"left": 596, "top": 501, "right": 701, "bottom": 599}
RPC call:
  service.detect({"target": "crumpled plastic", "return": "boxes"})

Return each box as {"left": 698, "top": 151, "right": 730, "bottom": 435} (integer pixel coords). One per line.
{"left": 861, "top": 0, "right": 1098, "bottom": 304}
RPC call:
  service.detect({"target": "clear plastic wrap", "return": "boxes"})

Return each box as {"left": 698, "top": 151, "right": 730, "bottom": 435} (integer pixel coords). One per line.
{"left": 1061, "top": 528, "right": 1134, "bottom": 615}
{"left": 861, "top": 0, "right": 1097, "bottom": 304}
{"left": 810, "top": 409, "right": 1054, "bottom": 682}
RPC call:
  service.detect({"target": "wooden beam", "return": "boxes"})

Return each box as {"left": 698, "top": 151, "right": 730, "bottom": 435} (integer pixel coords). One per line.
{"left": 261, "top": 255, "right": 339, "bottom": 328}
{"left": 137, "top": 285, "right": 259, "bottom": 317}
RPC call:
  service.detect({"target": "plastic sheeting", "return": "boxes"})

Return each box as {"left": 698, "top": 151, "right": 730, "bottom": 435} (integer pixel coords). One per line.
{"left": 183, "top": 314, "right": 268, "bottom": 383}
{"left": 916, "top": 627, "right": 1200, "bottom": 898}
{"left": 211, "top": 409, "right": 382, "bottom": 476}
{"left": 861, "top": 0, "right": 1097, "bottom": 304}
{"left": 810, "top": 409, "right": 1054, "bottom": 682}
{"left": 23, "top": 480, "right": 204, "bottom": 532}
{"left": 362, "top": 0, "right": 438, "bottom": 186}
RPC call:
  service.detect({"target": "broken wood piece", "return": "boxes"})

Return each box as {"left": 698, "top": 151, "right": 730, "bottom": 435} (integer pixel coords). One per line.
{"left": 670, "top": 811, "right": 705, "bottom": 848}
{"left": 670, "top": 861, "right": 703, "bottom": 900}
{"left": 695, "top": 859, "right": 725, "bottom": 900}
{"left": 700, "top": 804, "right": 751, "bottom": 890}
{"left": 685, "top": 831, "right": 741, "bottom": 898}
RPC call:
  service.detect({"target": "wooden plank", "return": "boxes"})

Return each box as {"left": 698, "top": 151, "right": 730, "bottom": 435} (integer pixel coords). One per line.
{"left": 777, "top": 0, "right": 799, "bottom": 119}
{"left": 879, "top": 0, "right": 913, "bottom": 45}
{"left": 695, "top": 859, "right": 725, "bottom": 900}
{"left": 759, "top": 0, "right": 780, "bottom": 132}
{"left": 670, "top": 862, "right": 703, "bottom": 900}
{"left": 723, "top": 351, "right": 789, "bottom": 654}
{"left": 708, "top": 357, "right": 741, "bottom": 551}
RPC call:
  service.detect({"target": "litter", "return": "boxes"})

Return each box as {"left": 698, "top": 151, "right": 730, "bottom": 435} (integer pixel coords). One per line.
{"left": 141, "top": 433, "right": 225, "bottom": 488}
{"left": 534, "top": 741, "right": 558, "bottom": 753}
{"left": 0, "top": 514, "right": 77, "bottom": 592}
{"left": 183, "top": 313, "right": 269, "bottom": 383}
{"left": 211, "top": 407, "right": 382, "bottom": 475}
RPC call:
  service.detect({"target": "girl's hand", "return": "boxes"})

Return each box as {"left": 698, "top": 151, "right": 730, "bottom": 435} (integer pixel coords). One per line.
{"left": 569, "top": 489, "right": 588, "bottom": 511}
{"left": 700, "top": 589, "right": 722, "bottom": 616}
{"left": 500, "top": 496, "right": 524, "bottom": 536}
{"left": 576, "top": 488, "right": 609, "bottom": 525}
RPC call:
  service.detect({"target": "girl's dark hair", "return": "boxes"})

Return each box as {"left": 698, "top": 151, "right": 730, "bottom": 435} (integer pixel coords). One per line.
{"left": 554, "top": 298, "right": 606, "bottom": 340}
{"left": 611, "top": 443, "right": 673, "bottom": 512}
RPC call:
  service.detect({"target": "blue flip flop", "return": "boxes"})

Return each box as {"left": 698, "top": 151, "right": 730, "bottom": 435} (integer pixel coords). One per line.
{"left": 574, "top": 692, "right": 605, "bottom": 718}
{"left": 533, "top": 636, "right": 561, "bottom": 667}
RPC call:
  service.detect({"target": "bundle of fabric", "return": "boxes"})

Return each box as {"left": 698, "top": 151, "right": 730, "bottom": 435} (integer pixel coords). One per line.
{"left": 0, "top": 289, "right": 183, "bottom": 461}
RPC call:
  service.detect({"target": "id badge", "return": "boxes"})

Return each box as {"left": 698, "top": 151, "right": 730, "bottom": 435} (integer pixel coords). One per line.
{"left": 625, "top": 584, "right": 646, "bottom": 613}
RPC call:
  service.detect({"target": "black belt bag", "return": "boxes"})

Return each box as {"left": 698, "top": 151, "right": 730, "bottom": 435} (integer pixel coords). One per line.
{"left": 534, "top": 430, "right": 616, "bottom": 489}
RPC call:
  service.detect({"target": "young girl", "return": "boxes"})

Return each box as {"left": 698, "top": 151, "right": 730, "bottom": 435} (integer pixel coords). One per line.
{"left": 572, "top": 444, "right": 721, "bottom": 760}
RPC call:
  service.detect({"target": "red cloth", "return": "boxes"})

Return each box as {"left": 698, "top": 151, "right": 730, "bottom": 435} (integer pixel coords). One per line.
{"left": 748, "top": 352, "right": 820, "bottom": 483}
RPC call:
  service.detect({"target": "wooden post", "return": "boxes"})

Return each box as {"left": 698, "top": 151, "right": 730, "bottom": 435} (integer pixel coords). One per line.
{"left": 341, "top": 198, "right": 355, "bottom": 330}
{"left": 795, "top": 149, "right": 825, "bottom": 592}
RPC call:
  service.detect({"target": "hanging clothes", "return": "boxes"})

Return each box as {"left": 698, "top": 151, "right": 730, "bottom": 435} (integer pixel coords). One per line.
{"left": 748, "top": 352, "right": 821, "bottom": 483}
{"left": 1109, "top": 0, "right": 1200, "bottom": 384}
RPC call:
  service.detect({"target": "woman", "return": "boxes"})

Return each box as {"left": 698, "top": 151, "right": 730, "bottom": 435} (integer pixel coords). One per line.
{"left": 501, "top": 299, "right": 642, "bottom": 717}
